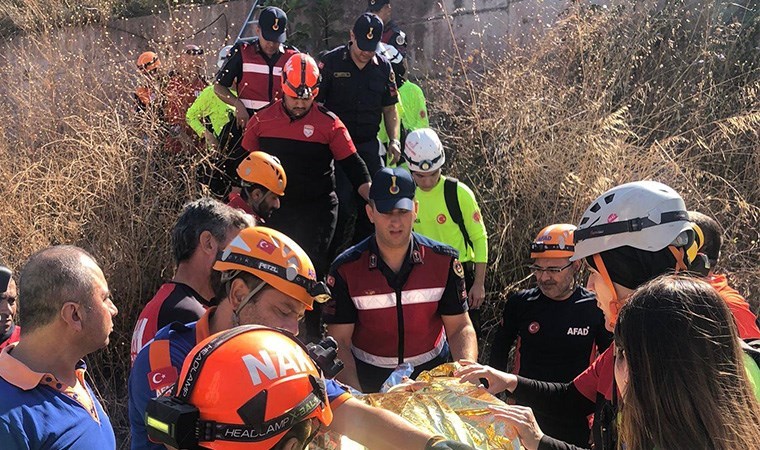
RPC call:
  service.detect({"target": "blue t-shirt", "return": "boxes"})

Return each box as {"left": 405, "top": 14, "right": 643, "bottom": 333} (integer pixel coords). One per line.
{"left": 0, "top": 361, "right": 116, "bottom": 450}
{"left": 129, "top": 317, "right": 351, "bottom": 450}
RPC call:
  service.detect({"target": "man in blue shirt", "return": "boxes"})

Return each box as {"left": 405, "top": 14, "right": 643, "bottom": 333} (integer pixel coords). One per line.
{"left": 0, "top": 246, "right": 118, "bottom": 449}
{"left": 130, "top": 226, "right": 450, "bottom": 450}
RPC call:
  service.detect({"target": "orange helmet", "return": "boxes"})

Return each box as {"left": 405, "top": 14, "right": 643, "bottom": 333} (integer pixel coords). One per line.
{"left": 136, "top": 51, "right": 161, "bottom": 73}
{"left": 213, "top": 227, "right": 329, "bottom": 309}
{"left": 146, "top": 325, "right": 333, "bottom": 450}
{"left": 237, "top": 151, "right": 287, "bottom": 196}
{"left": 281, "top": 53, "right": 321, "bottom": 99}
{"left": 530, "top": 224, "right": 576, "bottom": 259}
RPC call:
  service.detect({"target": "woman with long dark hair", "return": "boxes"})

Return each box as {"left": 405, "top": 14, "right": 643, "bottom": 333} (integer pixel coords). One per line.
{"left": 615, "top": 275, "right": 760, "bottom": 449}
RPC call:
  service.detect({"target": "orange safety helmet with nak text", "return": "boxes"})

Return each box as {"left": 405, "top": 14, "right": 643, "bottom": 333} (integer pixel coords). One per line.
{"left": 237, "top": 151, "right": 287, "bottom": 196}
{"left": 530, "top": 224, "right": 576, "bottom": 259}
{"left": 136, "top": 51, "right": 161, "bottom": 73}
{"left": 281, "top": 53, "right": 321, "bottom": 99}
{"left": 145, "top": 325, "right": 333, "bottom": 450}
{"left": 213, "top": 227, "right": 330, "bottom": 310}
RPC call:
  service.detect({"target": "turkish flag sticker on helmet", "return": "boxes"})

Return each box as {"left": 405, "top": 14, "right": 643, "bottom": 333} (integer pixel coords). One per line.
{"left": 257, "top": 239, "right": 276, "bottom": 255}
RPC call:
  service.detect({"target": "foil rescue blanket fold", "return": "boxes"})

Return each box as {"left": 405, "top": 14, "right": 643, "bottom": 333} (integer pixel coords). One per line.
{"left": 312, "top": 363, "right": 520, "bottom": 449}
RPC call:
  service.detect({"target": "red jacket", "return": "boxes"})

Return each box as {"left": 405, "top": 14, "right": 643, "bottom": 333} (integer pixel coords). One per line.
{"left": 709, "top": 273, "right": 760, "bottom": 340}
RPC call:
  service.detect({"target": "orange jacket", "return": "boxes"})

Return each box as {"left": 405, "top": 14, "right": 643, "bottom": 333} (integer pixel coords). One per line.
{"left": 709, "top": 273, "right": 760, "bottom": 340}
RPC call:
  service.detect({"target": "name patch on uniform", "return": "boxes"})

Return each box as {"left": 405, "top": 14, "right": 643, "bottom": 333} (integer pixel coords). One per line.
{"left": 333, "top": 72, "right": 352, "bottom": 78}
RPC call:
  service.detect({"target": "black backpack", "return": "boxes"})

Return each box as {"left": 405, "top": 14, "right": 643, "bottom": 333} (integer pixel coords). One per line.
{"left": 443, "top": 177, "right": 473, "bottom": 252}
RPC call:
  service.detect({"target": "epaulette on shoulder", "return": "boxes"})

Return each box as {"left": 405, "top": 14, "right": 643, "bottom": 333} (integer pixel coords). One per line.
{"left": 316, "top": 104, "right": 339, "bottom": 121}
{"left": 414, "top": 233, "right": 459, "bottom": 259}
{"left": 332, "top": 240, "right": 370, "bottom": 267}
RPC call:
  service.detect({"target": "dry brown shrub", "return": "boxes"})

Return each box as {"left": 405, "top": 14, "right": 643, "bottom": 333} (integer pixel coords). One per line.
{"left": 427, "top": 1, "right": 760, "bottom": 352}
{"left": 0, "top": 0, "right": 756, "bottom": 447}
{"left": 0, "top": 29, "right": 209, "bottom": 444}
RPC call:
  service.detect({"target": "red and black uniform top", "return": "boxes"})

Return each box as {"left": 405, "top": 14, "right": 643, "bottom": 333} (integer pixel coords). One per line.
{"left": 241, "top": 100, "right": 370, "bottom": 203}
{"left": 489, "top": 286, "right": 612, "bottom": 447}
{"left": 129, "top": 282, "right": 212, "bottom": 365}
{"left": 323, "top": 233, "right": 468, "bottom": 369}
{"left": 163, "top": 72, "right": 207, "bottom": 128}
{"left": 316, "top": 44, "right": 398, "bottom": 144}
{"left": 216, "top": 39, "right": 298, "bottom": 114}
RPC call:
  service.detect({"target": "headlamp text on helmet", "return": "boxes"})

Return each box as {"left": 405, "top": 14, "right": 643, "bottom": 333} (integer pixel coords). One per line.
{"left": 146, "top": 326, "right": 333, "bottom": 450}
{"left": 219, "top": 251, "right": 331, "bottom": 303}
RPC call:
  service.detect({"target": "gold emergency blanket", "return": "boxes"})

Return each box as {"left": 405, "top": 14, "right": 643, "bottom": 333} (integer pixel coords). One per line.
{"left": 312, "top": 364, "right": 520, "bottom": 449}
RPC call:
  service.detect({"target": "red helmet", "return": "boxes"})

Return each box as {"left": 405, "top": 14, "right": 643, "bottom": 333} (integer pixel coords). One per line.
{"left": 146, "top": 326, "right": 333, "bottom": 450}
{"left": 136, "top": 51, "right": 161, "bottom": 73}
{"left": 281, "top": 53, "right": 321, "bottom": 99}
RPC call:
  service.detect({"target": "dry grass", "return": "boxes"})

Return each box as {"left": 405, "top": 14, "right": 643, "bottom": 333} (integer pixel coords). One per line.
{"left": 427, "top": 1, "right": 760, "bottom": 348}
{"left": 0, "top": 0, "right": 755, "bottom": 447}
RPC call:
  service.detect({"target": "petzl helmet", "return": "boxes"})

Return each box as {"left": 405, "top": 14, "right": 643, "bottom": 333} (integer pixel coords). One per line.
{"left": 281, "top": 53, "right": 321, "bottom": 99}
{"left": 376, "top": 42, "right": 403, "bottom": 64}
{"left": 136, "top": 51, "right": 161, "bottom": 73}
{"left": 404, "top": 128, "right": 445, "bottom": 172}
{"left": 145, "top": 325, "right": 333, "bottom": 450}
{"left": 571, "top": 180, "right": 692, "bottom": 262}
{"left": 530, "top": 224, "right": 576, "bottom": 259}
{"left": 237, "top": 151, "right": 287, "bottom": 196}
{"left": 217, "top": 45, "right": 234, "bottom": 69}
{"left": 213, "top": 227, "right": 329, "bottom": 309}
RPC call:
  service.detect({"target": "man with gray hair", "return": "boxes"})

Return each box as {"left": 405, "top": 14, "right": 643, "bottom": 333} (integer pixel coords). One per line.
{"left": 130, "top": 197, "right": 252, "bottom": 362}
{"left": 0, "top": 246, "right": 118, "bottom": 448}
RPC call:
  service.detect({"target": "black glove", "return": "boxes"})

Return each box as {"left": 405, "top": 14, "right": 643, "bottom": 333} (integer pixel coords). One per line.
{"left": 425, "top": 437, "right": 476, "bottom": 450}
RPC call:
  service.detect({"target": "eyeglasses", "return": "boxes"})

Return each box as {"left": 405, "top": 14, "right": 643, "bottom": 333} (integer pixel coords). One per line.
{"left": 529, "top": 262, "right": 573, "bottom": 274}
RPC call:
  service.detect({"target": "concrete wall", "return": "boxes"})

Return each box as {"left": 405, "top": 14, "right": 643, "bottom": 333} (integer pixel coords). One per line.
{"left": 3, "top": 0, "right": 578, "bottom": 82}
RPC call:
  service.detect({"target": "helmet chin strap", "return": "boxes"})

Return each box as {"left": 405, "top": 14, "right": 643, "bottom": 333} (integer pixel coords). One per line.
{"left": 232, "top": 280, "right": 268, "bottom": 327}
{"left": 593, "top": 253, "right": 620, "bottom": 329}
{"left": 668, "top": 245, "right": 689, "bottom": 272}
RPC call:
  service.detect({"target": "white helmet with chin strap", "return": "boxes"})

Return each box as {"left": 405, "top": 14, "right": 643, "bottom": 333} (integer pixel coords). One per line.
{"left": 404, "top": 128, "right": 445, "bottom": 172}
{"left": 217, "top": 45, "right": 233, "bottom": 69}
{"left": 570, "top": 180, "right": 693, "bottom": 262}
{"left": 376, "top": 42, "right": 403, "bottom": 64}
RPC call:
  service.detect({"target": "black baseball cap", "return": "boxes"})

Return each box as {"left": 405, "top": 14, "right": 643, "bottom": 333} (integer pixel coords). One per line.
{"left": 259, "top": 6, "right": 287, "bottom": 43}
{"left": 353, "top": 13, "right": 383, "bottom": 52}
{"left": 367, "top": 0, "right": 390, "bottom": 12}
{"left": 369, "top": 167, "right": 416, "bottom": 213}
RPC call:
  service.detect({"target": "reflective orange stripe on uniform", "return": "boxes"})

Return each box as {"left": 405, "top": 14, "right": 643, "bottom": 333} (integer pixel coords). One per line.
{"left": 148, "top": 339, "right": 172, "bottom": 371}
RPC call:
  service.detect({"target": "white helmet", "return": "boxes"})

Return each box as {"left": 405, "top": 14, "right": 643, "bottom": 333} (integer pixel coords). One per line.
{"left": 570, "top": 181, "right": 692, "bottom": 261}
{"left": 376, "top": 42, "right": 403, "bottom": 65}
{"left": 404, "top": 128, "right": 445, "bottom": 172}
{"left": 217, "top": 45, "right": 233, "bottom": 69}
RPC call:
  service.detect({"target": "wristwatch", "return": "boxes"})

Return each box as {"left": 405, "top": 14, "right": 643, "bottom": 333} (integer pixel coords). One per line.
{"left": 390, "top": 139, "right": 401, "bottom": 148}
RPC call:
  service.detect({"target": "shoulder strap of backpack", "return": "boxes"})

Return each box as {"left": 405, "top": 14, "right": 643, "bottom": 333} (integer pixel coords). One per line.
{"left": 443, "top": 177, "right": 473, "bottom": 251}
